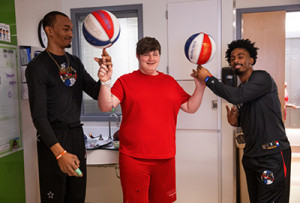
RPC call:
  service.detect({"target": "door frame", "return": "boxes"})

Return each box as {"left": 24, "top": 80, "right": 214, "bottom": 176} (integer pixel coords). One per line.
{"left": 236, "top": 4, "right": 300, "bottom": 39}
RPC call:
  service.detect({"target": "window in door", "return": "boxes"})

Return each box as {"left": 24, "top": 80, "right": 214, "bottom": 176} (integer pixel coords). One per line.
{"left": 71, "top": 4, "right": 143, "bottom": 121}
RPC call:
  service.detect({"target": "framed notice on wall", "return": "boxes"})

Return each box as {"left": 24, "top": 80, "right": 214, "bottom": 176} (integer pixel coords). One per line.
{"left": 0, "top": 44, "right": 22, "bottom": 157}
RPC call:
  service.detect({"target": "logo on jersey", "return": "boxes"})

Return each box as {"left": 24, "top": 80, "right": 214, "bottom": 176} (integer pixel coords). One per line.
{"left": 59, "top": 62, "right": 77, "bottom": 86}
{"left": 262, "top": 140, "right": 279, "bottom": 150}
{"left": 260, "top": 170, "right": 274, "bottom": 185}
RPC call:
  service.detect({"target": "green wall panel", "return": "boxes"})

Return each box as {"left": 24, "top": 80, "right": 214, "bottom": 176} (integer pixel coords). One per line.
{"left": 0, "top": 151, "right": 26, "bottom": 203}
{"left": 0, "top": 0, "right": 25, "bottom": 202}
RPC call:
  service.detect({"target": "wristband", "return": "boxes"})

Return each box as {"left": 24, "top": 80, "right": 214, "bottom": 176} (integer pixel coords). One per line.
{"left": 56, "top": 150, "right": 67, "bottom": 160}
{"left": 204, "top": 75, "right": 212, "bottom": 82}
{"left": 101, "top": 79, "right": 111, "bottom": 86}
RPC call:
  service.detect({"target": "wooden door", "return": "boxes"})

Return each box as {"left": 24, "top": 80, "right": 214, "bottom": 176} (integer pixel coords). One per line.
{"left": 242, "top": 11, "right": 286, "bottom": 116}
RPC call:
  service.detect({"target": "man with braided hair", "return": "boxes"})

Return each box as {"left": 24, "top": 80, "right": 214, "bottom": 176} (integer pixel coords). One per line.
{"left": 195, "top": 39, "right": 291, "bottom": 202}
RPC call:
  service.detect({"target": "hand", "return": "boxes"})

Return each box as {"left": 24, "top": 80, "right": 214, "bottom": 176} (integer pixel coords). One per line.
{"left": 190, "top": 72, "right": 206, "bottom": 89}
{"left": 286, "top": 103, "right": 297, "bottom": 109}
{"left": 94, "top": 48, "right": 112, "bottom": 67}
{"left": 192, "top": 65, "right": 212, "bottom": 82}
{"left": 225, "top": 105, "right": 238, "bottom": 126}
{"left": 94, "top": 49, "right": 113, "bottom": 82}
{"left": 57, "top": 152, "right": 83, "bottom": 177}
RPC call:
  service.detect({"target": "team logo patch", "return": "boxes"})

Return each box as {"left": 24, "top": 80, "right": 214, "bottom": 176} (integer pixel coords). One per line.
{"left": 59, "top": 62, "right": 77, "bottom": 86}
{"left": 262, "top": 140, "right": 279, "bottom": 150}
{"left": 260, "top": 170, "right": 274, "bottom": 185}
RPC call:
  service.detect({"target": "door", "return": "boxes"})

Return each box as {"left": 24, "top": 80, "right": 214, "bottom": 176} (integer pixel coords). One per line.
{"left": 242, "top": 11, "right": 286, "bottom": 117}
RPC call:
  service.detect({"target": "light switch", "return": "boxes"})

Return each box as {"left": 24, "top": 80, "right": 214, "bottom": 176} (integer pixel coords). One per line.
{"left": 212, "top": 100, "right": 218, "bottom": 109}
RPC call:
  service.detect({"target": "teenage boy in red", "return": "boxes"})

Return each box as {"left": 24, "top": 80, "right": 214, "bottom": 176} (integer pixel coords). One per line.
{"left": 97, "top": 37, "right": 206, "bottom": 203}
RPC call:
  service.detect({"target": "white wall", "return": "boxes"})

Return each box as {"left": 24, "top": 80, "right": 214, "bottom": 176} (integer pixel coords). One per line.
{"left": 15, "top": 0, "right": 299, "bottom": 203}
{"left": 15, "top": 0, "right": 62, "bottom": 47}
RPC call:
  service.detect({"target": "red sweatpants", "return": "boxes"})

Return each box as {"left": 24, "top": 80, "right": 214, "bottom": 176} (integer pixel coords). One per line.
{"left": 119, "top": 153, "right": 176, "bottom": 203}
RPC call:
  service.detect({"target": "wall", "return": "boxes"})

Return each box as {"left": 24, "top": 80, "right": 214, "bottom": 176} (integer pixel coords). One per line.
{"left": 14, "top": 0, "right": 299, "bottom": 202}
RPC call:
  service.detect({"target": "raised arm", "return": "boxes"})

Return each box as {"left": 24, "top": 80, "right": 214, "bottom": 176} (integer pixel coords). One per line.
{"left": 94, "top": 49, "right": 120, "bottom": 112}
{"left": 180, "top": 71, "right": 206, "bottom": 113}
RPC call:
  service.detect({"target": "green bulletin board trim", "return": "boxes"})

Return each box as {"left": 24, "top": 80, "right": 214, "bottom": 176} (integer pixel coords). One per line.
{"left": 0, "top": 150, "right": 25, "bottom": 203}
{"left": 0, "top": 0, "right": 17, "bottom": 46}
{"left": 0, "top": 1, "right": 25, "bottom": 202}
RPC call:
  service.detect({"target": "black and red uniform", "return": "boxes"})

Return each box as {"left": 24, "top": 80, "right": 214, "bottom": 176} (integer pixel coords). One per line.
{"left": 26, "top": 51, "right": 100, "bottom": 203}
{"left": 206, "top": 70, "right": 291, "bottom": 203}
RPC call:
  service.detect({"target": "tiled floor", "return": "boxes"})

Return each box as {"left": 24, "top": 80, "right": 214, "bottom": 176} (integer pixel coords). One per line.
{"left": 290, "top": 147, "right": 300, "bottom": 203}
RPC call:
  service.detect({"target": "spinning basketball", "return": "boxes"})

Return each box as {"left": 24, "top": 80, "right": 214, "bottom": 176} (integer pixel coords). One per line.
{"left": 184, "top": 32, "right": 216, "bottom": 65}
{"left": 83, "top": 10, "right": 120, "bottom": 48}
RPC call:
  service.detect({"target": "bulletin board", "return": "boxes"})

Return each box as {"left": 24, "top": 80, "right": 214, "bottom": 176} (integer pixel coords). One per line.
{"left": 0, "top": 45, "right": 22, "bottom": 157}
{"left": 0, "top": 0, "right": 25, "bottom": 202}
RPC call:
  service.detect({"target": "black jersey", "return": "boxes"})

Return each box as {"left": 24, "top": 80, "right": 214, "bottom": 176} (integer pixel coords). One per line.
{"left": 206, "top": 70, "right": 290, "bottom": 157}
{"left": 25, "top": 51, "right": 100, "bottom": 148}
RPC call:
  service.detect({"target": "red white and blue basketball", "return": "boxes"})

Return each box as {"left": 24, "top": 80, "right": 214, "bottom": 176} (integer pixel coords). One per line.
{"left": 82, "top": 10, "right": 120, "bottom": 48}
{"left": 184, "top": 32, "right": 216, "bottom": 65}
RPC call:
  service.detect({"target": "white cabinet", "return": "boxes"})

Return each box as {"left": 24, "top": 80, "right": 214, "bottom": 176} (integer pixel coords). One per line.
{"left": 177, "top": 80, "right": 220, "bottom": 130}
{"left": 176, "top": 130, "right": 221, "bottom": 203}
{"left": 168, "top": 0, "right": 221, "bottom": 130}
{"left": 167, "top": 0, "right": 221, "bottom": 80}
{"left": 169, "top": 2, "right": 222, "bottom": 202}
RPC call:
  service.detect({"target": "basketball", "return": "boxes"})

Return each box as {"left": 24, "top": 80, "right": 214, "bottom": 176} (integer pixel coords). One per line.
{"left": 82, "top": 10, "right": 120, "bottom": 48}
{"left": 184, "top": 32, "right": 216, "bottom": 65}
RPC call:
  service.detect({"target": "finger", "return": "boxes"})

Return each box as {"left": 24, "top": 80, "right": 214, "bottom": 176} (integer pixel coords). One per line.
{"left": 106, "top": 56, "right": 112, "bottom": 63}
{"left": 100, "top": 64, "right": 109, "bottom": 72}
{"left": 64, "top": 165, "right": 76, "bottom": 176}
{"left": 192, "top": 69, "right": 198, "bottom": 76}
{"left": 230, "top": 107, "right": 235, "bottom": 113}
{"left": 232, "top": 105, "right": 237, "bottom": 111}
{"left": 190, "top": 70, "right": 197, "bottom": 77}
{"left": 190, "top": 73, "right": 196, "bottom": 78}
{"left": 94, "top": 57, "right": 103, "bottom": 65}
{"left": 75, "top": 168, "right": 83, "bottom": 177}
{"left": 231, "top": 106, "right": 238, "bottom": 114}
{"left": 107, "top": 64, "right": 113, "bottom": 72}
{"left": 104, "top": 61, "right": 113, "bottom": 66}
{"left": 227, "top": 106, "right": 233, "bottom": 118}
{"left": 69, "top": 169, "right": 78, "bottom": 177}
{"left": 102, "top": 56, "right": 106, "bottom": 65}
{"left": 103, "top": 55, "right": 112, "bottom": 66}
{"left": 225, "top": 105, "right": 231, "bottom": 114}
{"left": 102, "top": 48, "right": 108, "bottom": 56}
{"left": 74, "top": 159, "right": 80, "bottom": 168}
{"left": 98, "top": 69, "right": 107, "bottom": 77}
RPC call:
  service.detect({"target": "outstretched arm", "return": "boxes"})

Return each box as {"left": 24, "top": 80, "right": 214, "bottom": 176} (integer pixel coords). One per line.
{"left": 180, "top": 71, "right": 206, "bottom": 113}
{"left": 193, "top": 65, "right": 272, "bottom": 105}
{"left": 95, "top": 49, "right": 120, "bottom": 112}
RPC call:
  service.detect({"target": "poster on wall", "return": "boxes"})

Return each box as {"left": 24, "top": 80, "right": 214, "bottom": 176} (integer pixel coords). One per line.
{"left": 0, "top": 45, "right": 21, "bottom": 157}
{"left": 0, "top": 23, "right": 11, "bottom": 43}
